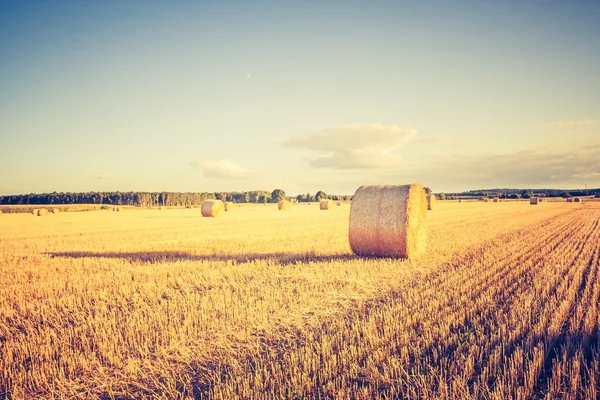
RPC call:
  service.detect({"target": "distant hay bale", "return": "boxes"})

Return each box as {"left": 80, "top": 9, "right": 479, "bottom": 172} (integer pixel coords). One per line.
{"left": 37, "top": 209, "right": 49, "bottom": 216}
{"left": 573, "top": 197, "right": 581, "bottom": 203}
{"left": 337, "top": 201, "right": 341, "bottom": 206}
{"left": 493, "top": 198, "right": 499, "bottom": 203}
{"left": 349, "top": 183, "right": 427, "bottom": 258}
{"left": 320, "top": 200, "right": 334, "bottom": 210}
{"left": 116, "top": 207, "right": 121, "bottom": 212}
{"left": 32, "top": 209, "right": 39, "bottom": 215}
{"left": 278, "top": 200, "right": 291, "bottom": 210}
{"left": 201, "top": 199, "right": 224, "bottom": 217}
{"left": 224, "top": 202, "right": 234, "bottom": 211}
{"left": 427, "top": 194, "right": 437, "bottom": 210}
{"left": 51, "top": 208, "right": 60, "bottom": 214}
{"left": 566, "top": 198, "right": 573, "bottom": 203}
{"left": 530, "top": 197, "right": 538, "bottom": 205}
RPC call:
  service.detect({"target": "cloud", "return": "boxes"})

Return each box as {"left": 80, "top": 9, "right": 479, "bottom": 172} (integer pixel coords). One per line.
{"left": 97, "top": 174, "right": 111, "bottom": 180}
{"left": 543, "top": 120, "right": 596, "bottom": 128}
{"left": 191, "top": 158, "right": 256, "bottom": 179}
{"left": 388, "top": 144, "right": 600, "bottom": 189}
{"left": 282, "top": 123, "right": 417, "bottom": 169}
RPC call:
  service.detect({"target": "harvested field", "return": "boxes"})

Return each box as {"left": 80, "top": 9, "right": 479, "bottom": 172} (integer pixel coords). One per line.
{"left": 1, "top": 202, "right": 599, "bottom": 399}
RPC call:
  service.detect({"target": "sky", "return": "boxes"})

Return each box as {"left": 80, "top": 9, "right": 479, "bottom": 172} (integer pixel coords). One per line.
{"left": 1, "top": 1, "right": 599, "bottom": 196}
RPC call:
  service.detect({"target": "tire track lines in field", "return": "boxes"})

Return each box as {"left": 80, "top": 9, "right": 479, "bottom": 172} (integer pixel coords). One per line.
{"left": 201, "top": 209, "right": 586, "bottom": 399}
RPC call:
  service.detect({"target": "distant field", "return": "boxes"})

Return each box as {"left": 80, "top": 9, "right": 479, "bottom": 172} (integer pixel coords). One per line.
{"left": 1, "top": 201, "right": 598, "bottom": 399}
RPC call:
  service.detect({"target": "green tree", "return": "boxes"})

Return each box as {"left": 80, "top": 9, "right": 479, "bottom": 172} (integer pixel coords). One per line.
{"left": 522, "top": 190, "right": 533, "bottom": 199}
{"left": 315, "top": 191, "right": 327, "bottom": 201}
{"left": 439, "top": 193, "right": 446, "bottom": 201}
{"left": 271, "top": 189, "right": 286, "bottom": 203}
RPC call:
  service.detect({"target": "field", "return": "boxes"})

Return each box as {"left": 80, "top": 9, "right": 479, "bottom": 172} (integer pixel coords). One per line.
{"left": 1, "top": 201, "right": 599, "bottom": 399}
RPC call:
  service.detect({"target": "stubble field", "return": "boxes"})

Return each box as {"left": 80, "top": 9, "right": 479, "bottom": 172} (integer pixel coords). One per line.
{"left": 1, "top": 201, "right": 599, "bottom": 399}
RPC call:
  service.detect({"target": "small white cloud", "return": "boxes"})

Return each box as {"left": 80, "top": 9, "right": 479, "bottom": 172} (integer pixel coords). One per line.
{"left": 191, "top": 158, "right": 256, "bottom": 179}
{"left": 543, "top": 120, "right": 596, "bottom": 128}
{"left": 282, "top": 123, "right": 417, "bottom": 169}
{"left": 97, "top": 174, "right": 111, "bottom": 180}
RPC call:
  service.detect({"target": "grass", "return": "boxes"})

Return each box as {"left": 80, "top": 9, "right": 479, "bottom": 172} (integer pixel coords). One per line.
{"left": 0, "top": 201, "right": 598, "bottom": 398}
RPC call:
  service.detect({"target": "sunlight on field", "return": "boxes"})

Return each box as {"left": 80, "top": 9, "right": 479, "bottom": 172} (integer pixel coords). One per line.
{"left": 1, "top": 201, "right": 598, "bottom": 398}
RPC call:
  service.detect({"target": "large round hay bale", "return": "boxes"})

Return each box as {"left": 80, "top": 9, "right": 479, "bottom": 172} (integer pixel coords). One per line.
{"left": 566, "top": 198, "right": 573, "bottom": 203}
{"left": 278, "top": 200, "right": 291, "bottom": 210}
{"left": 51, "top": 208, "right": 60, "bottom": 214}
{"left": 32, "top": 209, "right": 39, "bottom": 215}
{"left": 538, "top": 198, "right": 543, "bottom": 202}
{"left": 573, "top": 197, "right": 581, "bottom": 203}
{"left": 37, "top": 209, "right": 49, "bottom": 216}
{"left": 427, "top": 194, "right": 437, "bottom": 210}
{"left": 349, "top": 183, "right": 427, "bottom": 258}
{"left": 337, "top": 201, "right": 341, "bottom": 206}
{"left": 530, "top": 197, "right": 538, "bottom": 205}
{"left": 320, "top": 200, "right": 333, "bottom": 210}
{"left": 493, "top": 198, "right": 498, "bottom": 203}
{"left": 224, "top": 202, "right": 234, "bottom": 211}
{"left": 116, "top": 207, "right": 121, "bottom": 212}
{"left": 201, "top": 199, "right": 224, "bottom": 217}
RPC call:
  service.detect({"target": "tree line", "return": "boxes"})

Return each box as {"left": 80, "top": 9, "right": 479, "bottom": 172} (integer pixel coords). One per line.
{"left": 0, "top": 190, "right": 350, "bottom": 207}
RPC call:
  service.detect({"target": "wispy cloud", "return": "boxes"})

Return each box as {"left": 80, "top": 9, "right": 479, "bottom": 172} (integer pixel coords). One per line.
{"left": 282, "top": 123, "right": 417, "bottom": 169}
{"left": 97, "top": 174, "right": 111, "bottom": 180}
{"left": 191, "top": 158, "right": 256, "bottom": 179}
{"left": 387, "top": 145, "right": 600, "bottom": 189}
{"left": 543, "top": 120, "right": 596, "bottom": 128}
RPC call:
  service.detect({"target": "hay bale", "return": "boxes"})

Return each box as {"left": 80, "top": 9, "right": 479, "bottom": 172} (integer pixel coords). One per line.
{"left": 201, "top": 199, "right": 224, "bottom": 217}
{"left": 530, "top": 197, "right": 538, "bottom": 205}
{"left": 116, "top": 207, "right": 121, "bottom": 212}
{"left": 37, "top": 209, "right": 49, "bottom": 216}
{"left": 320, "top": 200, "right": 334, "bottom": 210}
{"left": 224, "top": 202, "right": 234, "bottom": 211}
{"left": 32, "top": 209, "right": 39, "bottom": 215}
{"left": 278, "top": 200, "right": 291, "bottom": 210}
{"left": 337, "top": 201, "right": 341, "bottom": 206}
{"left": 51, "top": 208, "right": 60, "bottom": 214}
{"left": 427, "top": 194, "right": 437, "bottom": 210}
{"left": 567, "top": 198, "right": 573, "bottom": 203}
{"left": 493, "top": 198, "right": 498, "bottom": 203}
{"left": 573, "top": 197, "right": 581, "bottom": 203}
{"left": 348, "top": 183, "right": 427, "bottom": 258}
{"left": 538, "top": 198, "right": 543, "bottom": 202}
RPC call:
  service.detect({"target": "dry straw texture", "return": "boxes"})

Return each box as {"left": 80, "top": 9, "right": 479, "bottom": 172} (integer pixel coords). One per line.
{"left": 530, "top": 197, "right": 538, "bottom": 205}
{"left": 224, "top": 202, "right": 233, "bottom": 211}
{"left": 37, "top": 209, "right": 49, "bottom": 216}
{"left": 320, "top": 200, "right": 334, "bottom": 210}
{"left": 427, "top": 194, "right": 437, "bottom": 210}
{"left": 201, "top": 200, "right": 224, "bottom": 217}
{"left": 348, "top": 183, "right": 427, "bottom": 258}
{"left": 573, "top": 197, "right": 581, "bottom": 203}
{"left": 278, "top": 200, "right": 291, "bottom": 211}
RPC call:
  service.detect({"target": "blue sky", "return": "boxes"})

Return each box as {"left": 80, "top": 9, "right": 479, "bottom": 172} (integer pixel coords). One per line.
{"left": 1, "top": 1, "right": 599, "bottom": 195}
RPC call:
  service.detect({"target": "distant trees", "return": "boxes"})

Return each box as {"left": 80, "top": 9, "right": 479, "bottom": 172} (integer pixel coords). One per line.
{"left": 315, "top": 191, "right": 327, "bottom": 201}
{"left": 522, "top": 190, "right": 534, "bottom": 199}
{"left": 439, "top": 193, "right": 446, "bottom": 201}
{"left": 0, "top": 189, "right": 356, "bottom": 206}
{"left": 271, "top": 189, "right": 286, "bottom": 203}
